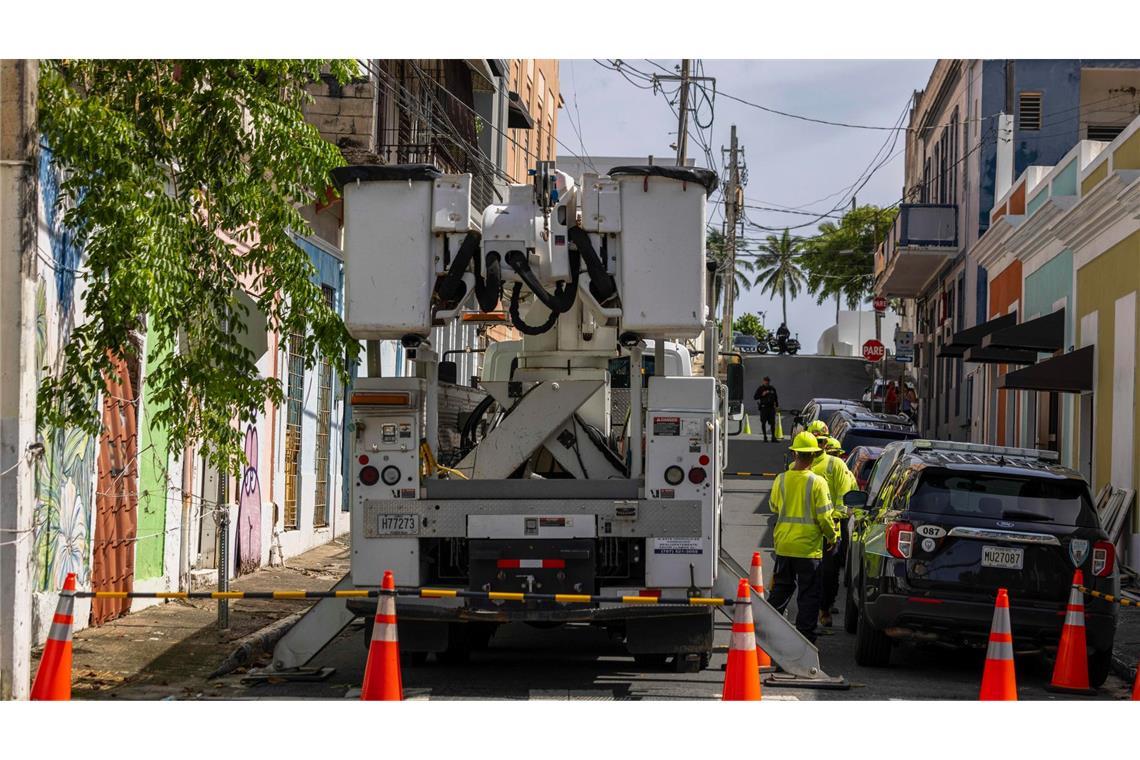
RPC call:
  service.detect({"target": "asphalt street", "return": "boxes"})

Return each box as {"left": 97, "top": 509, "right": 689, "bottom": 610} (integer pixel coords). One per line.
{"left": 238, "top": 439, "right": 1133, "bottom": 700}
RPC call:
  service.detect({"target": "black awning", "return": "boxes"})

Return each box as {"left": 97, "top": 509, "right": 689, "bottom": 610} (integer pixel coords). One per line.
{"left": 936, "top": 312, "right": 1018, "bottom": 358}
{"left": 999, "top": 346, "right": 1094, "bottom": 393}
{"left": 508, "top": 91, "right": 534, "bottom": 129}
{"left": 962, "top": 345, "right": 1038, "bottom": 364}
{"left": 983, "top": 309, "right": 1065, "bottom": 352}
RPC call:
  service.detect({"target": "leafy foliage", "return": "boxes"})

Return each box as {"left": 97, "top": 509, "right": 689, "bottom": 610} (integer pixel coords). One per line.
{"left": 37, "top": 59, "right": 360, "bottom": 473}
{"left": 800, "top": 205, "right": 897, "bottom": 317}
{"left": 751, "top": 228, "right": 805, "bottom": 325}
{"left": 732, "top": 312, "right": 769, "bottom": 340}
{"left": 707, "top": 228, "right": 753, "bottom": 312}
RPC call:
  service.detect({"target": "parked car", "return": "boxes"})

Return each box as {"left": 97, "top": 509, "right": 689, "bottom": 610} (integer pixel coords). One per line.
{"left": 732, "top": 332, "right": 761, "bottom": 353}
{"left": 843, "top": 439, "right": 1118, "bottom": 685}
{"left": 826, "top": 409, "right": 917, "bottom": 452}
{"left": 791, "top": 398, "right": 866, "bottom": 437}
{"left": 845, "top": 445, "right": 884, "bottom": 491}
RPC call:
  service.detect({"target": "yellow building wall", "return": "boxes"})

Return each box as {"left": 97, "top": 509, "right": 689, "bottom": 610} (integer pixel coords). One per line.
{"left": 1081, "top": 160, "right": 1108, "bottom": 195}
{"left": 1113, "top": 129, "right": 1140, "bottom": 171}
{"left": 1076, "top": 229, "right": 1140, "bottom": 491}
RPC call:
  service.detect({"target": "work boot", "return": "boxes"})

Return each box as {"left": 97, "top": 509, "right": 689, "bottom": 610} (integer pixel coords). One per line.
{"left": 819, "top": 610, "right": 833, "bottom": 628}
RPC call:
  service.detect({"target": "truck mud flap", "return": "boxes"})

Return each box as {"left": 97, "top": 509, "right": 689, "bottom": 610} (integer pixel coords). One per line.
{"left": 715, "top": 549, "right": 848, "bottom": 690}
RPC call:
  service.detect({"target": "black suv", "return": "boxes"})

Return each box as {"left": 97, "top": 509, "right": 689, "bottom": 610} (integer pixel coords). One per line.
{"left": 844, "top": 440, "right": 1118, "bottom": 685}
{"left": 826, "top": 409, "right": 917, "bottom": 452}
{"left": 792, "top": 398, "right": 865, "bottom": 437}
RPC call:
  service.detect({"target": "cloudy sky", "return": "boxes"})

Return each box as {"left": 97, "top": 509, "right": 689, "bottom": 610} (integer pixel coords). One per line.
{"left": 559, "top": 59, "right": 935, "bottom": 352}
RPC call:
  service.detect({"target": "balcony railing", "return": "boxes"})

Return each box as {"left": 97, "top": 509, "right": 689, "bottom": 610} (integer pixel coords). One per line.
{"left": 874, "top": 204, "right": 959, "bottom": 298}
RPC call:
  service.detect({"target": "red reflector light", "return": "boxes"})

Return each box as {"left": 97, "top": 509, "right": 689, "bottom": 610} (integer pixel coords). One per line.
{"left": 906, "top": 596, "right": 943, "bottom": 605}
{"left": 698, "top": 454, "right": 710, "bottom": 466}
{"left": 887, "top": 521, "right": 914, "bottom": 559}
{"left": 688, "top": 467, "right": 707, "bottom": 484}
{"left": 496, "top": 559, "right": 566, "bottom": 569}
{"left": 639, "top": 588, "right": 662, "bottom": 598}
{"left": 358, "top": 455, "right": 369, "bottom": 465}
{"left": 1092, "top": 540, "right": 1115, "bottom": 577}
{"left": 359, "top": 465, "right": 380, "bottom": 486}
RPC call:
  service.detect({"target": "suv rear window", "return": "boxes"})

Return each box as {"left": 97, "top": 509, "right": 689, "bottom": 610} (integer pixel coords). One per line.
{"left": 910, "top": 469, "right": 1097, "bottom": 527}
{"left": 840, "top": 430, "right": 916, "bottom": 450}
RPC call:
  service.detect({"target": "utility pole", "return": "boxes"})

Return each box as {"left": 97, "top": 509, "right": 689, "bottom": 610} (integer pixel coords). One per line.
{"left": 675, "top": 59, "right": 690, "bottom": 166}
{"left": 722, "top": 125, "right": 740, "bottom": 355}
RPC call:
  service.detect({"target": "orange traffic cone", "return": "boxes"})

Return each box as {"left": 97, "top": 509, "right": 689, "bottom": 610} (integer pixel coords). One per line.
{"left": 979, "top": 587, "right": 1017, "bottom": 701}
{"left": 360, "top": 570, "right": 403, "bottom": 701}
{"left": 30, "top": 573, "right": 77, "bottom": 701}
{"left": 1049, "top": 569, "right": 1095, "bottom": 695}
{"left": 722, "top": 578, "right": 762, "bottom": 701}
{"left": 748, "top": 552, "right": 773, "bottom": 671}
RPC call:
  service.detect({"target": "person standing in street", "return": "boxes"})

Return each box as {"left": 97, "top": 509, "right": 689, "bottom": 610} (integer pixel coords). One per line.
{"left": 814, "top": 435, "right": 858, "bottom": 627}
{"left": 753, "top": 376, "right": 779, "bottom": 442}
{"left": 901, "top": 384, "right": 918, "bottom": 422}
{"left": 768, "top": 432, "right": 838, "bottom": 643}
{"left": 884, "top": 381, "right": 899, "bottom": 415}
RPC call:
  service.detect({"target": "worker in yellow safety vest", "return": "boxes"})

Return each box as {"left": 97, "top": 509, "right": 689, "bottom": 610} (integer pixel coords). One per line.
{"left": 813, "top": 435, "right": 858, "bottom": 627}
{"left": 768, "top": 431, "right": 839, "bottom": 642}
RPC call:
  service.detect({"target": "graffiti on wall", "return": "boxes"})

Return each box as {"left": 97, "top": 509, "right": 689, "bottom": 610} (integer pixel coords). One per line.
{"left": 236, "top": 424, "right": 263, "bottom": 574}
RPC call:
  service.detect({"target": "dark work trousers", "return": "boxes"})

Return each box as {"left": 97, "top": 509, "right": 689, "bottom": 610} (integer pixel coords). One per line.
{"left": 767, "top": 555, "right": 823, "bottom": 642}
{"left": 758, "top": 407, "right": 776, "bottom": 439}
{"left": 821, "top": 517, "right": 850, "bottom": 612}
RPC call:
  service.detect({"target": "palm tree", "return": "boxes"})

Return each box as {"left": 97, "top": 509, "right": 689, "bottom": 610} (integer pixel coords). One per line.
{"left": 753, "top": 228, "right": 805, "bottom": 326}
{"left": 707, "top": 228, "right": 754, "bottom": 313}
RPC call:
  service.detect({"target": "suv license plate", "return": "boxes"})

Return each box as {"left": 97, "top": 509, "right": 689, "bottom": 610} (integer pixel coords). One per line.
{"left": 981, "top": 545, "right": 1024, "bottom": 570}
{"left": 377, "top": 514, "right": 418, "bottom": 536}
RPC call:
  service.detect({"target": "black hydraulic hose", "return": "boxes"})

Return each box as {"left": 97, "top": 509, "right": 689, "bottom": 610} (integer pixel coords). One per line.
{"left": 435, "top": 231, "right": 481, "bottom": 306}
{"left": 508, "top": 282, "right": 559, "bottom": 335}
{"left": 566, "top": 226, "right": 617, "bottom": 305}
{"left": 504, "top": 250, "right": 565, "bottom": 312}
{"left": 475, "top": 251, "right": 502, "bottom": 312}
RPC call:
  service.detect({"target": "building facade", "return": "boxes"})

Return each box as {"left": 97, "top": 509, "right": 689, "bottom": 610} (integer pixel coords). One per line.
{"left": 876, "top": 59, "right": 1140, "bottom": 443}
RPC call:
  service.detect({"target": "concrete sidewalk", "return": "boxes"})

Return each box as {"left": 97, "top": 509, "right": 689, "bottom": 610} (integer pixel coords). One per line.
{"left": 1111, "top": 591, "right": 1140, "bottom": 689}
{"left": 37, "top": 537, "right": 351, "bottom": 700}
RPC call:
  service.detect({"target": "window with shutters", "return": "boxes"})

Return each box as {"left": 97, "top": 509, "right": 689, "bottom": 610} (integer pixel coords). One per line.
{"left": 1018, "top": 92, "right": 1042, "bottom": 132}
{"left": 283, "top": 330, "right": 304, "bottom": 530}
{"left": 1087, "top": 124, "right": 1126, "bottom": 141}
{"left": 313, "top": 286, "right": 335, "bottom": 528}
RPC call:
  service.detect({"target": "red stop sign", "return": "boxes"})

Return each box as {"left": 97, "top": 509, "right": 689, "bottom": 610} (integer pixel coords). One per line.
{"left": 873, "top": 296, "right": 887, "bottom": 312}
{"left": 862, "top": 339, "right": 886, "bottom": 362}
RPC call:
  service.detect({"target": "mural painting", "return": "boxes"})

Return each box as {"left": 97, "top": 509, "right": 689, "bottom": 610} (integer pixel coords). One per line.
{"left": 236, "top": 424, "right": 263, "bottom": 574}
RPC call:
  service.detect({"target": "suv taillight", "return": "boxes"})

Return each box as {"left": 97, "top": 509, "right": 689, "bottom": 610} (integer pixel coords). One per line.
{"left": 886, "top": 522, "right": 914, "bottom": 559}
{"left": 1092, "top": 540, "right": 1115, "bottom": 577}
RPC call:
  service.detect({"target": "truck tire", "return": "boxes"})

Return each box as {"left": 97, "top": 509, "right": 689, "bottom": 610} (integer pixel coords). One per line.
{"left": 854, "top": 599, "right": 891, "bottom": 667}
{"left": 1088, "top": 647, "right": 1112, "bottom": 688}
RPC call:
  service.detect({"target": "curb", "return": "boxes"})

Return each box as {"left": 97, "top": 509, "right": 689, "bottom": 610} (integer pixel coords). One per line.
{"left": 1111, "top": 648, "right": 1136, "bottom": 683}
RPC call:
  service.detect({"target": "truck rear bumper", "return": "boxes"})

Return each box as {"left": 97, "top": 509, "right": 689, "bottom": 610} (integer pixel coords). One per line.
{"left": 347, "top": 597, "right": 714, "bottom": 624}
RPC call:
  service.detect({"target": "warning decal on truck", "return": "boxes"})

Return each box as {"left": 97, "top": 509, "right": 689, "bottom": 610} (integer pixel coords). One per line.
{"left": 653, "top": 416, "right": 681, "bottom": 436}
{"left": 652, "top": 538, "right": 703, "bottom": 555}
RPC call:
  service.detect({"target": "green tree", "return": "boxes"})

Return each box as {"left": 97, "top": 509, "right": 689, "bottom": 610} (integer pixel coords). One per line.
{"left": 732, "top": 312, "right": 769, "bottom": 340}
{"left": 707, "top": 228, "right": 754, "bottom": 313}
{"left": 801, "top": 205, "right": 897, "bottom": 319}
{"left": 37, "top": 59, "right": 360, "bottom": 473}
{"left": 752, "top": 228, "right": 805, "bottom": 326}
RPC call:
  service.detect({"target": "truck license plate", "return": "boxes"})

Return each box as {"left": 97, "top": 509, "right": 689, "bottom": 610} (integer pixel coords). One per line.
{"left": 377, "top": 514, "right": 418, "bottom": 536}
{"left": 981, "top": 545, "right": 1023, "bottom": 570}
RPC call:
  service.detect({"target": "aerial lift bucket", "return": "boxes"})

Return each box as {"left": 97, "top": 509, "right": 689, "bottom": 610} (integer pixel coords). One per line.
{"left": 714, "top": 548, "right": 848, "bottom": 689}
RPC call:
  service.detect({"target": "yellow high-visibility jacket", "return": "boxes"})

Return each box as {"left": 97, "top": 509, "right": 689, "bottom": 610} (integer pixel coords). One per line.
{"left": 769, "top": 468, "right": 837, "bottom": 559}
{"left": 812, "top": 453, "right": 858, "bottom": 517}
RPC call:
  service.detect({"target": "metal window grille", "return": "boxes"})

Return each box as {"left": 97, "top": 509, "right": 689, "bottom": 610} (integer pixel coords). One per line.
{"left": 283, "top": 330, "right": 305, "bottom": 531}
{"left": 1018, "top": 92, "right": 1042, "bottom": 132}
{"left": 1087, "top": 124, "right": 1126, "bottom": 141}
{"left": 313, "top": 286, "right": 335, "bottom": 528}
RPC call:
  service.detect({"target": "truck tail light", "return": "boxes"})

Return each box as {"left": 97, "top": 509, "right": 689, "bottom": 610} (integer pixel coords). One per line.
{"left": 886, "top": 521, "right": 914, "bottom": 559}
{"left": 1092, "top": 540, "right": 1115, "bottom": 577}
{"left": 359, "top": 465, "right": 380, "bottom": 486}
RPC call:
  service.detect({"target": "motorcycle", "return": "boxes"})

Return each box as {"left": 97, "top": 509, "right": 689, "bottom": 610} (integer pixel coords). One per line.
{"left": 755, "top": 336, "right": 770, "bottom": 354}
{"left": 786, "top": 333, "right": 801, "bottom": 355}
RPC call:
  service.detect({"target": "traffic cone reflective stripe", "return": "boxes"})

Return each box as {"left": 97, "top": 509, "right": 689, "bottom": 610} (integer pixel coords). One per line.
{"left": 748, "top": 552, "right": 773, "bottom": 670}
{"left": 722, "top": 578, "right": 761, "bottom": 701}
{"left": 31, "top": 573, "right": 76, "bottom": 701}
{"left": 360, "top": 570, "right": 403, "bottom": 701}
{"left": 979, "top": 587, "right": 1017, "bottom": 701}
{"left": 1049, "top": 569, "right": 1095, "bottom": 695}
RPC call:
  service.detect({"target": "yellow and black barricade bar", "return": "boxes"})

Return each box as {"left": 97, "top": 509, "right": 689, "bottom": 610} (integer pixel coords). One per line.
{"left": 1076, "top": 584, "right": 1140, "bottom": 608}
{"left": 72, "top": 588, "right": 734, "bottom": 606}
{"left": 731, "top": 472, "right": 780, "bottom": 478}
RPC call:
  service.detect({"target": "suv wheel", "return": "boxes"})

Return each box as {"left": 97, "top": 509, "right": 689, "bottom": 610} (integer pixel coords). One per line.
{"left": 1088, "top": 647, "right": 1112, "bottom": 689}
{"left": 854, "top": 596, "right": 892, "bottom": 667}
